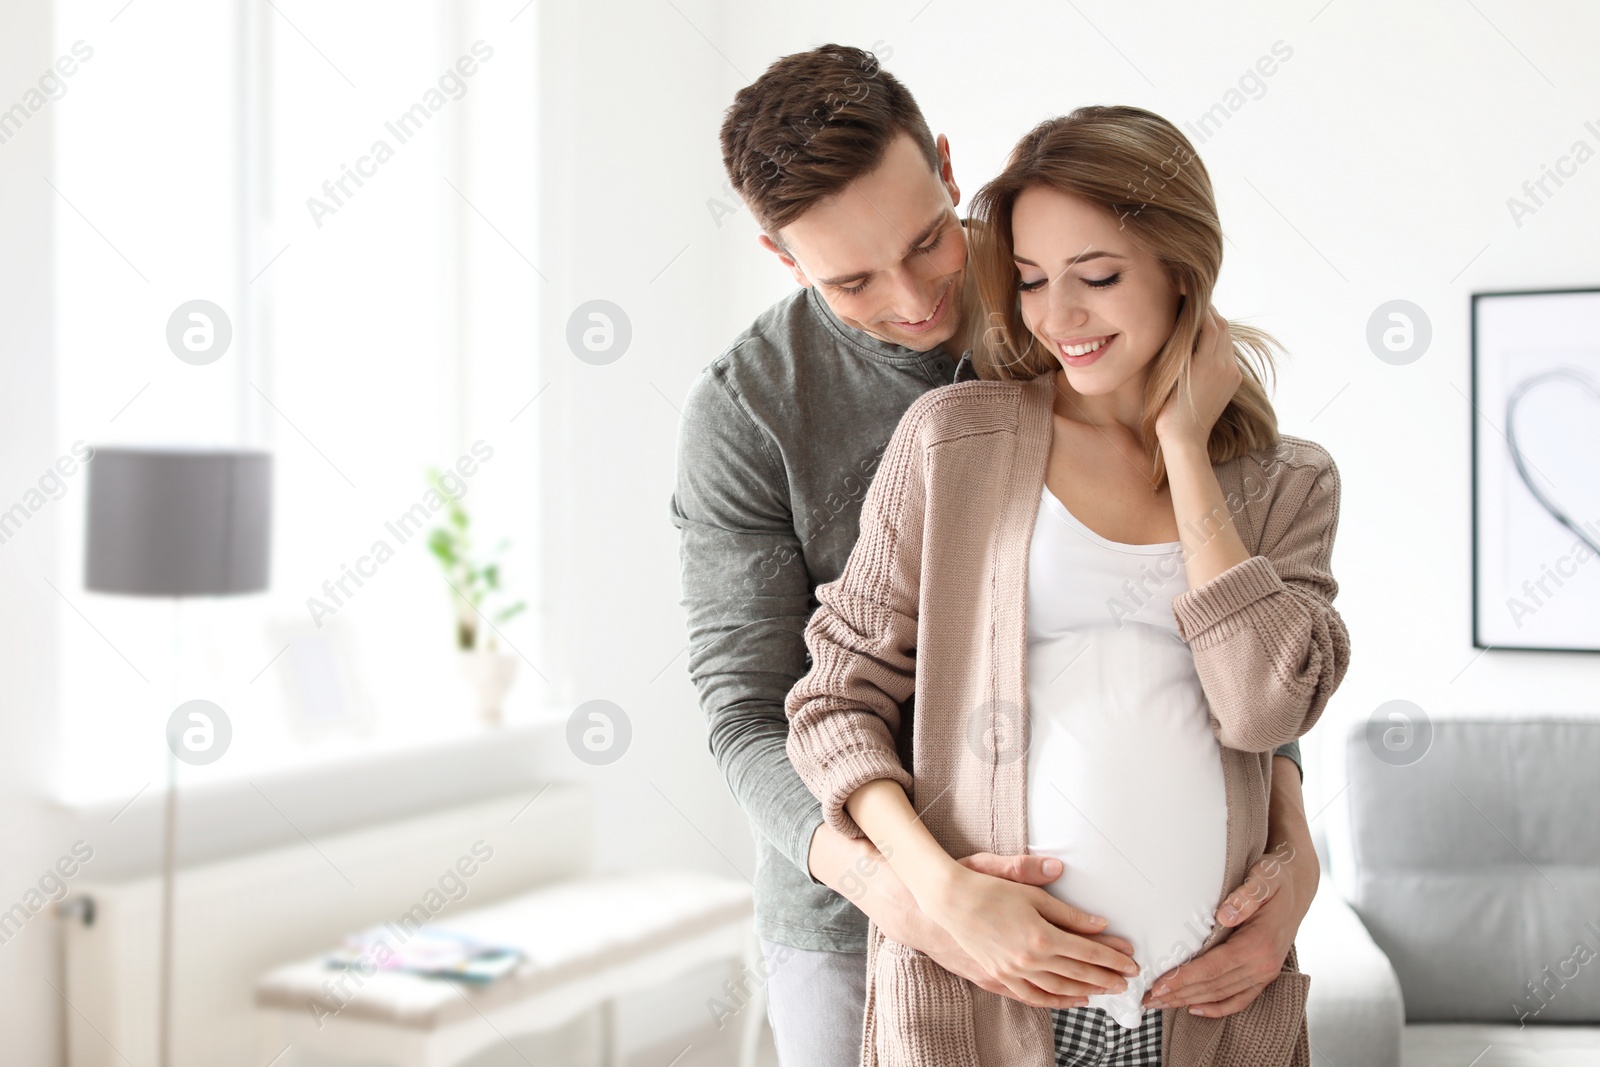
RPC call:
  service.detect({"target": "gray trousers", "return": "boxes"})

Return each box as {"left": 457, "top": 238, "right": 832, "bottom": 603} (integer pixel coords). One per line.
{"left": 760, "top": 938, "right": 868, "bottom": 1067}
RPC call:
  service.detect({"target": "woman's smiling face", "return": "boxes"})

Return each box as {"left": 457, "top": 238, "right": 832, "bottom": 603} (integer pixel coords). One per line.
{"left": 1011, "top": 185, "right": 1185, "bottom": 398}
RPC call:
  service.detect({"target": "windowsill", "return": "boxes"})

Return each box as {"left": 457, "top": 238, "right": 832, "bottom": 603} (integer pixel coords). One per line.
{"left": 53, "top": 695, "right": 570, "bottom": 810}
{"left": 53, "top": 704, "right": 574, "bottom": 882}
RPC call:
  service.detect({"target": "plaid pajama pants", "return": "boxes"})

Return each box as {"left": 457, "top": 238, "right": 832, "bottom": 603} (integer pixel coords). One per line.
{"left": 1052, "top": 1006, "right": 1163, "bottom": 1066}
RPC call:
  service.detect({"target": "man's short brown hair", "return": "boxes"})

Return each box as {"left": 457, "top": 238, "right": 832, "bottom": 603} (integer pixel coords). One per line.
{"left": 720, "top": 44, "right": 940, "bottom": 237}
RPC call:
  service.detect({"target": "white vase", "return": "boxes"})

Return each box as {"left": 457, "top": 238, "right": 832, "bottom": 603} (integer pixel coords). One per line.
{"left": 459, "top": 649, "right": 519, "bottom": 727}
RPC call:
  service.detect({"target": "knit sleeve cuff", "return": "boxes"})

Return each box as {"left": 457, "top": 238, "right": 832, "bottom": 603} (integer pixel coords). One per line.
{"left": 811, "top": 747, "right": 916, "bottom": 841}
{"left": 1171, "top": 554, "right": 1284, "bottom": 642}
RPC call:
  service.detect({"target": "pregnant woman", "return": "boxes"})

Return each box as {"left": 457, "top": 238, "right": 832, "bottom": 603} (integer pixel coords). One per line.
{"left": 784, "top": 105, "right": 1350, "bottom": 1067}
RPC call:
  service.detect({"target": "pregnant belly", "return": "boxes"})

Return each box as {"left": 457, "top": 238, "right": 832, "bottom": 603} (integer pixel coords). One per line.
{"left": 1024, "top": 628, "right": 1228, "bottom": 1029}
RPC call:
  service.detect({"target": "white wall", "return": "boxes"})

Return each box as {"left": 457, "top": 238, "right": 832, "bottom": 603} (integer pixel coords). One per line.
{"left": 0, "top": 3, "right": 73, "bottom": 1063}
{"left": 534, "top": 0, "right": 756, "bottom": 879}
{"left": 529, "top": 0, "right": 762, "bottom": 1053}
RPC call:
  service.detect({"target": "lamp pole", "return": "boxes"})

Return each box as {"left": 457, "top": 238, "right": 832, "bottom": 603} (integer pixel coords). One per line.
{"left": 158, "top": 598, "right": 180, "bottom": 1067}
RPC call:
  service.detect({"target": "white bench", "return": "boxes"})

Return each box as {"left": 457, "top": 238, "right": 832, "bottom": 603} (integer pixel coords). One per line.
{"left": 255, "top": 871, "right": 762, "bottom": 1067}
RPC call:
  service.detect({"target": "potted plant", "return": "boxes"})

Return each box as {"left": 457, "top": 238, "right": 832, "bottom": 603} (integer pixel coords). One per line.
{"left": 425, "top": 468, "right": 527, "bottom": 726}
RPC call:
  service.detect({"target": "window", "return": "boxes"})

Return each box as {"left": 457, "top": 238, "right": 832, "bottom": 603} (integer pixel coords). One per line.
{"left": 53, "top": 0, "right": 541, "bottom": 805}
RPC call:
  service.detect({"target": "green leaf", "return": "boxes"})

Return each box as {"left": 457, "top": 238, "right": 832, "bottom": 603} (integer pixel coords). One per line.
{"left": 427, "top": 529, "right": 458, "bottom": 566}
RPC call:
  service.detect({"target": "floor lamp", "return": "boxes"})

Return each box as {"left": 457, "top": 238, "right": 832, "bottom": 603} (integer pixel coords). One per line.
{"left": 84, "top": 447, "right": 272, "bottom": 1067}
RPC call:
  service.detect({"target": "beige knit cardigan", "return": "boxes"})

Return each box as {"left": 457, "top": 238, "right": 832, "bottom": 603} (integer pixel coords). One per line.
{"left": 785, "top": 372, "right": 1350, "bottom": 1067}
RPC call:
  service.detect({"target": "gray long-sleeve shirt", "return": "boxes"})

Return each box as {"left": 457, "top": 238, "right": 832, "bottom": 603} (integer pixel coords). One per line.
{"left": 670, "top": 283, "right": 1300, "bottom": 954}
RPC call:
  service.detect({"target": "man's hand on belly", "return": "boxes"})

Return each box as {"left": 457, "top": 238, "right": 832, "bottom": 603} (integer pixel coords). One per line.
{"left": 1143, "top": 754, "right": 1318, "bottom": 1017}
{"left": 808, "top": 822, "right": 1134, "bottom": 1008}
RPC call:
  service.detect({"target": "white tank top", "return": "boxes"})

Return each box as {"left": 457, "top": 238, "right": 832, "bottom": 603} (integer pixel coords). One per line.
{"left": 1025, "top": 484, "right": 1228, "bottom": 1028}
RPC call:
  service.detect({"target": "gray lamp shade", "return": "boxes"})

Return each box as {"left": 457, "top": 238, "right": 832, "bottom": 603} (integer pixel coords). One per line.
{"left": 85, "top": 448, "right": 272, "bottom": 596}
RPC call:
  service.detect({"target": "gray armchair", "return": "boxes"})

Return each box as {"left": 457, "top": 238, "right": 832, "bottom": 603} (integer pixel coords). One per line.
{"left": 1301, "top": 718, "right": 1600, "bottom": 1067}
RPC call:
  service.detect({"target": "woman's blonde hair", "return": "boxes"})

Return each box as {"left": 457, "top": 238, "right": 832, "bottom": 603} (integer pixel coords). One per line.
{"left": 966, "top": 105, "right": 1280, "bottom": 489}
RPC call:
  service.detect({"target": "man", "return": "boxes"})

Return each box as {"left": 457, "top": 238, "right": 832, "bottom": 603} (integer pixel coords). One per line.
{"left": 671, "top": 43, "right": 1319, "bottom": 1067}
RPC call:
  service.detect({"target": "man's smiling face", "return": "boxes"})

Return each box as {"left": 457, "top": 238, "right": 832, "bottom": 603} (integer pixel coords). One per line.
{"left": 761, "top": 132, "right": 967, "bottom": 353}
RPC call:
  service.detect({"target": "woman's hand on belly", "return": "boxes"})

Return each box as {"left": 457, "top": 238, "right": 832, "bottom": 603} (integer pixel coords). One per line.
{"left": 923, "top": 863, "right": 1142, "bottom": 1004}
{"left": 814, "top": 826, "right": 1129, "bottom": 1008}
{"left": 940, "top": 852, "right": 1137, "bottom": 1008}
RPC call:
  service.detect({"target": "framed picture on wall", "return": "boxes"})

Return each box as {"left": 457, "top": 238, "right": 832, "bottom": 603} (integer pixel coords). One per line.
{"left": 1472, "top": 287, "right": 1600, "bottom": 652}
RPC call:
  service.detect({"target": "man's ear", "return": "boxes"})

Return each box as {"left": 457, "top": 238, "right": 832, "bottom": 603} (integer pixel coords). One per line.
{"left": 758, "top": 233, "right": 812, "bottom": 289}
{"left": 935, "top": 133, "right": 960, "bottom": 209}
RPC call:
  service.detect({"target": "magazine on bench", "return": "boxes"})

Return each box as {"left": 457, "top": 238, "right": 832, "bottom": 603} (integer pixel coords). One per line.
{"left": 324, "top": 924, "right": 523, "bottom": 983}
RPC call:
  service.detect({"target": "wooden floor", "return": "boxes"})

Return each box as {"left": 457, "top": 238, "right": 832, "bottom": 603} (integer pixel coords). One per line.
{"left": 290, "top": 1004, "right": 781, "bottom": 1067}
{"left": 397, "top": 1009, "right": 781, "bottom": 1067}
{"left": 627, "top": 1016, "right": 779, "bottom": 1067}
